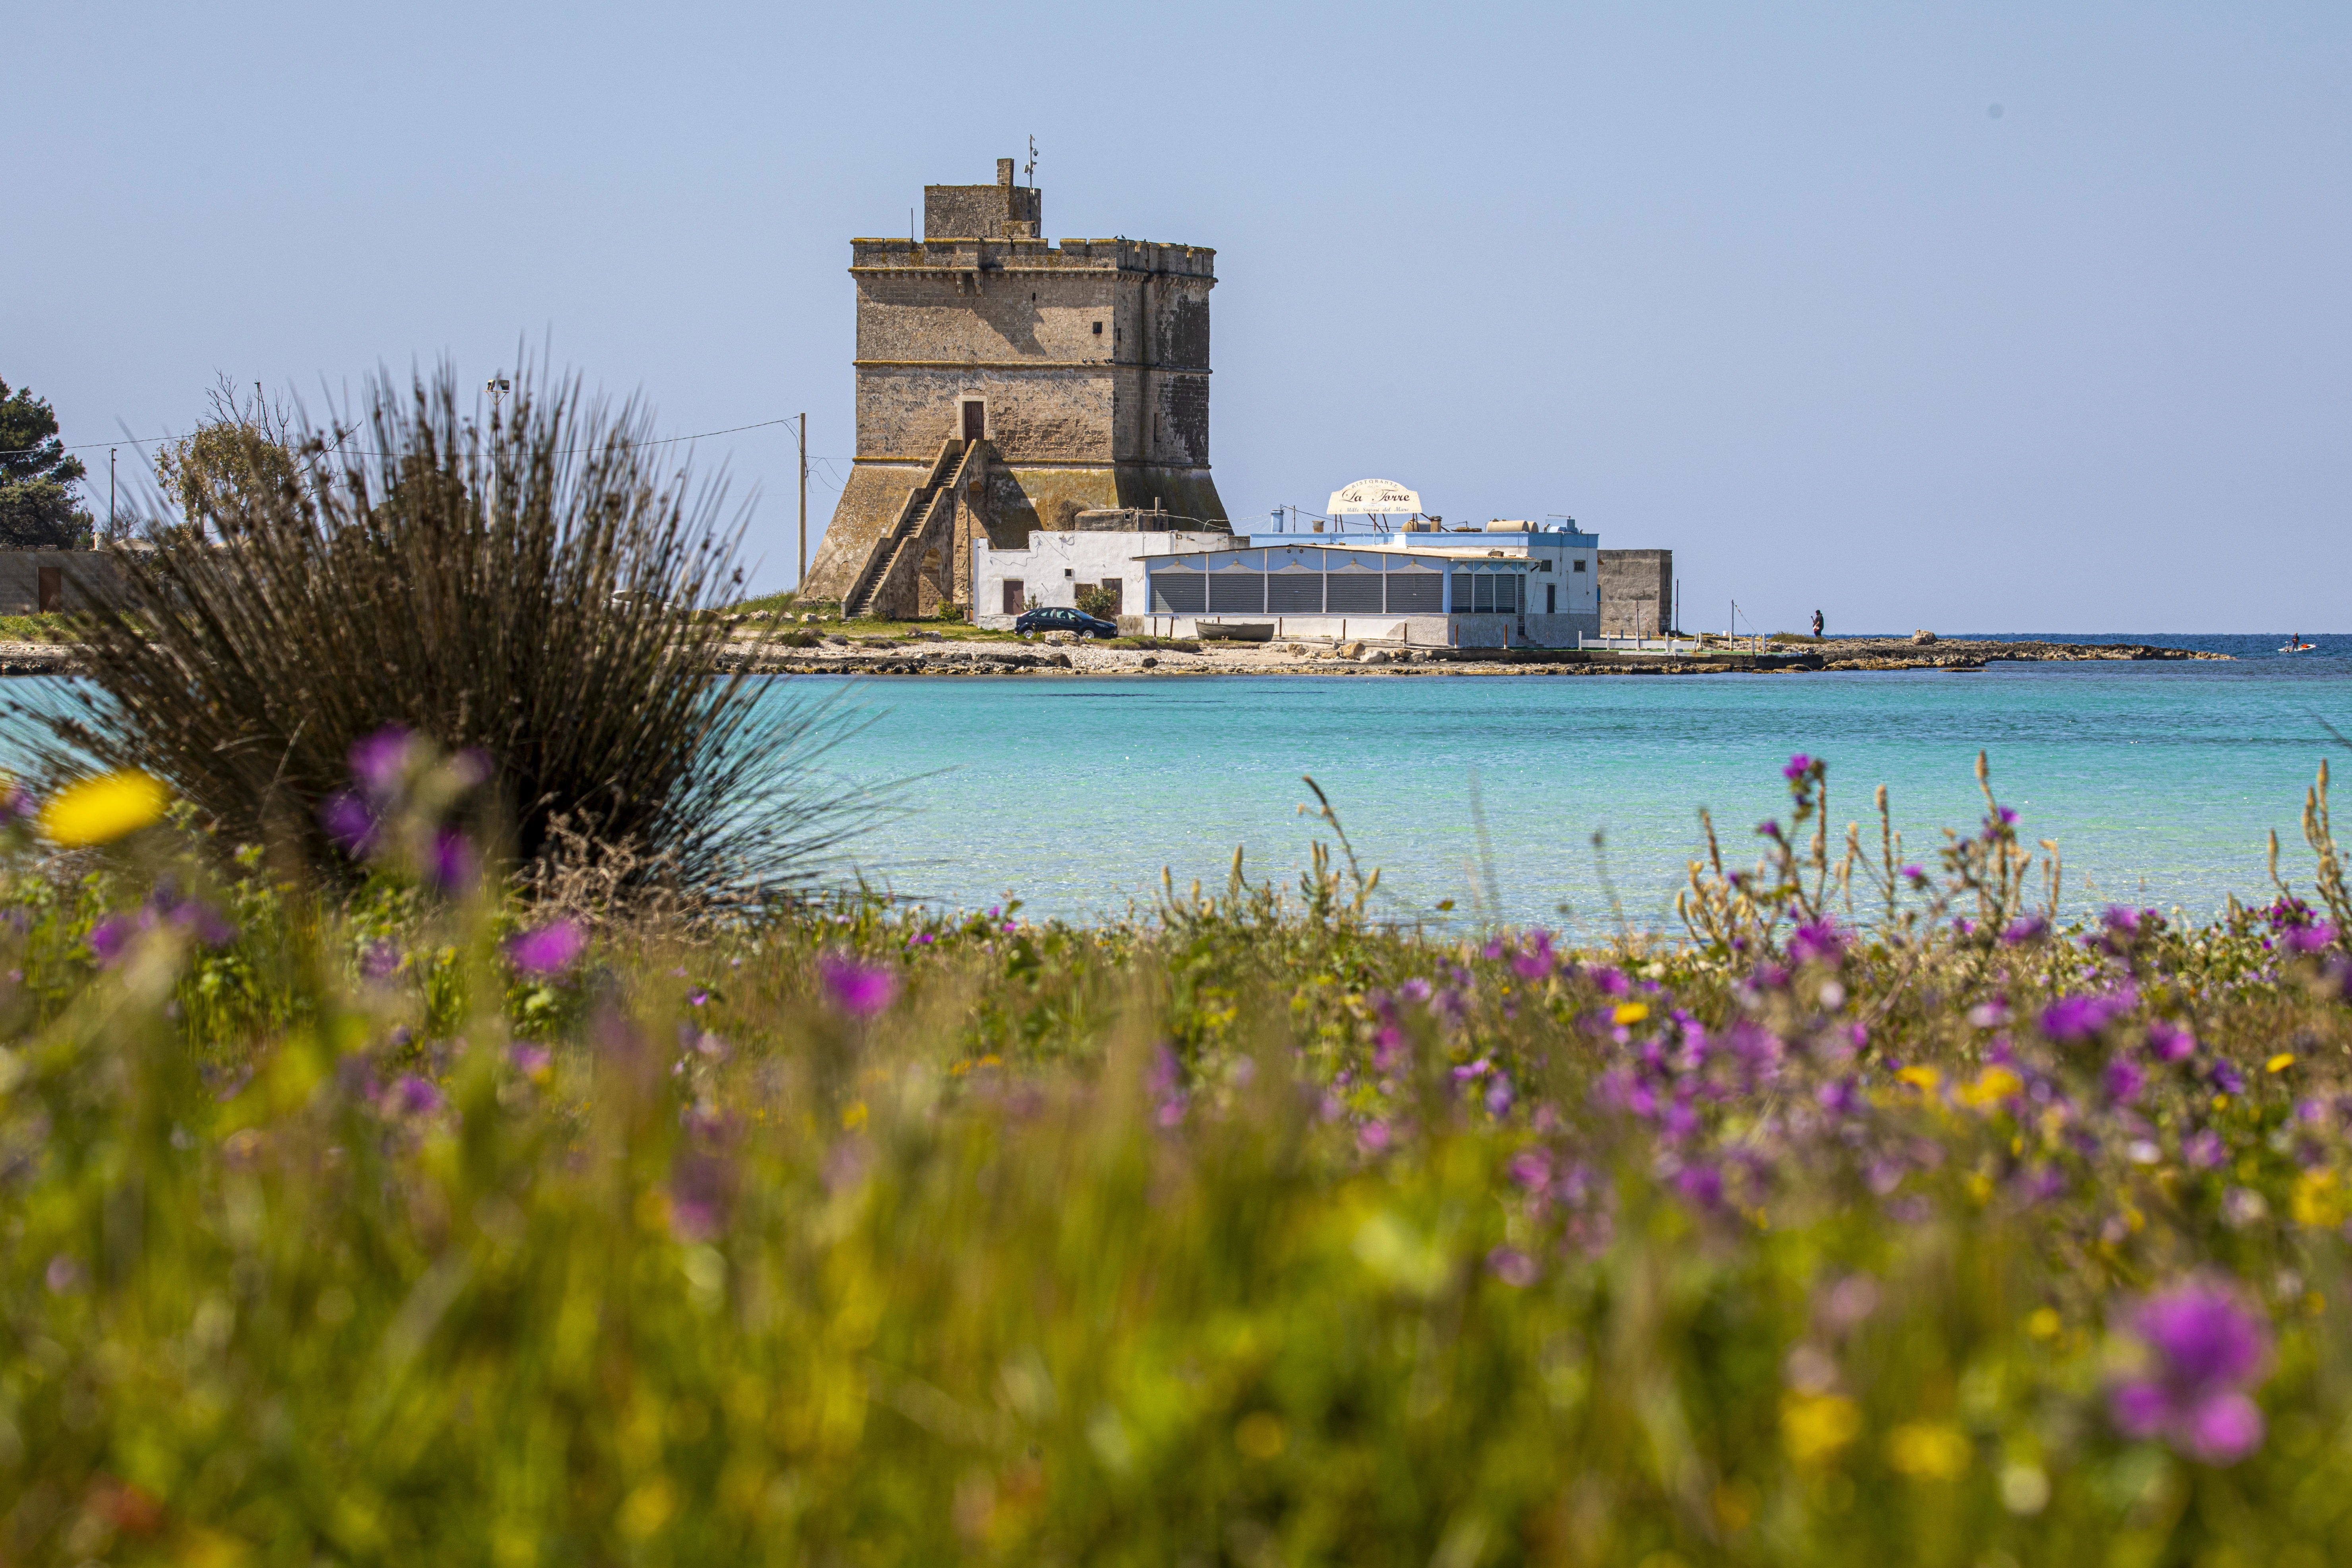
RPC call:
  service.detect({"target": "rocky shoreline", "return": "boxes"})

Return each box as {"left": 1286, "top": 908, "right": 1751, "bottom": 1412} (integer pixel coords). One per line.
{"left": 711, "top": 634, "right": 2231, "bottom": 678}
{"left": 0, "top": 635, "right": 2228, "bottom": 681}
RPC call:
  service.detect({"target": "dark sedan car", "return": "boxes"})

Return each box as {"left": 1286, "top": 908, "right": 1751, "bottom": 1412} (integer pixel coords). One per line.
{"left": 1013, "top": 605, "right": 1118, "bottom": 638}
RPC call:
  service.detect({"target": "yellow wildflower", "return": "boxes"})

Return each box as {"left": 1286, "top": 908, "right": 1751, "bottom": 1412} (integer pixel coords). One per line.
{"left": 1957, "top": 1066, "right": 2022, "bottom": 1109}
{"left": 1781, "top": 1393, "right": 1862, "bottom": 1462}
{"left": 40, "top": 769, "right": 167, "bottom": 846}
{"left": 2267, "top": 1053, "right": 2296, "bottom": 1074}
{"left": 1885, "top": 1422, "right": 1972, "bottom": 1480}
{"left": 2026, "top": 1307, "right": 2061, "bottom": 1340}
{"left": 1897, "top": 1066, "right": 1941, "bottom": 1094}
{"left": 841, "top": 1101, "right": 868, "bottom": 1130}
{"left": 1613, "top": 1002, "right": 1649, "bottom": 1026}
{"left": 2292, "top": 1169, "right": 2346, "bottom": 1228}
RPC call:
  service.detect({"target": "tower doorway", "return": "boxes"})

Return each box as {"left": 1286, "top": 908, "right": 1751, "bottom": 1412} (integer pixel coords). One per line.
{"left": 960, "top": 399, "right": 986, "bottom": 440}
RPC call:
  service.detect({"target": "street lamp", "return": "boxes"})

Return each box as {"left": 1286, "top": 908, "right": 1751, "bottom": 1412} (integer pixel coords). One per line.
{"left": 486, "top": 376, "right": 512, "bottom": 515}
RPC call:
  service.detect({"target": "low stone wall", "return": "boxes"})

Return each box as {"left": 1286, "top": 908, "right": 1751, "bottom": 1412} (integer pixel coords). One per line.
{"left": 0, "top": 552, "right": 134, "bottom": 614}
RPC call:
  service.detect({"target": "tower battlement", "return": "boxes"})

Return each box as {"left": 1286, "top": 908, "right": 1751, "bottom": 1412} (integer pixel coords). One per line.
{"left": 804, "top": 161, "right": 1227, "bottom": 615}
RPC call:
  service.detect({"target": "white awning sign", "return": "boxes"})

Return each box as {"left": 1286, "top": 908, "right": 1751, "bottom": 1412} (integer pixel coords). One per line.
{"left": 1326, "top": 478, "right": 1422, "bottom": 516}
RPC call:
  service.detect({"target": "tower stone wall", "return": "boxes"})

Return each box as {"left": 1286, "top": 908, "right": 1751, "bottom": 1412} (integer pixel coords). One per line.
{"left": 804, "top": 163, "right": 1227, "bottom": 608}
{"left": 1598, "top": 550, "right": 1674, "bottom": 638}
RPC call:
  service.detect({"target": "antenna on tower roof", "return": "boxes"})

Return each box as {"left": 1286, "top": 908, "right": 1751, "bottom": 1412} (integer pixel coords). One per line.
{"left": 1024, "top": 134, "right": 1037, "bottom": 186}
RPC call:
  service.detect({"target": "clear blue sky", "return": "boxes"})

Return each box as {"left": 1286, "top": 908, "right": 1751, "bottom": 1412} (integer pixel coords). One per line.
{"left": 12, "top": 2, "right": 2347, "bottom": 630}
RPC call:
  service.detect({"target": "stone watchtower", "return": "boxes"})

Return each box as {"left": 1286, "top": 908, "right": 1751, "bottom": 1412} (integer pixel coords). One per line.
{"left": 802, "top": 159, "right": 1228, "bottom": 618}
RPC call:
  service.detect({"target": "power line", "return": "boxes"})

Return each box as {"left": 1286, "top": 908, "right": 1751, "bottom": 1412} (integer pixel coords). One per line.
{"left": 0, "top": 416, "right": 818, "bottom": 461}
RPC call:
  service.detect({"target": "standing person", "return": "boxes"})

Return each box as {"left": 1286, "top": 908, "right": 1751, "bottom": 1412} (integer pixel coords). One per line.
{"left": 1811, "top": 609, "right": 1825, "bottom": 640}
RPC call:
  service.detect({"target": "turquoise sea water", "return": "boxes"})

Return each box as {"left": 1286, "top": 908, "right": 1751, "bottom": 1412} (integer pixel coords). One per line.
{"left": 6, "top": 635, "right": 2344, "bottom": 933}
{"left": 766, "top": 634, "right": 2352, "bottom": 932}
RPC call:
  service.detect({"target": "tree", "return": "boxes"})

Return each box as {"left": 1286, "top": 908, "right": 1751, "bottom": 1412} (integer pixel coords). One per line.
{"left": 0, "top": 378, "right": 95, "bottom": 549}
{"left": 152, "top": 375, "right": 310, "bottom": 537}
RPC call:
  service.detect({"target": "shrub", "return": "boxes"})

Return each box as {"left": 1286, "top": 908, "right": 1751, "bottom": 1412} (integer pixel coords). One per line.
{"left": 23, "top": 365, "right": 874, "bottom": 901}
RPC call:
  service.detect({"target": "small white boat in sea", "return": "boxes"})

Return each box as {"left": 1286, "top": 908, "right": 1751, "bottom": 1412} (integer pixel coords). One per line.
{"left": 2279, "top": 636, "right": 2318, "bottom": 653}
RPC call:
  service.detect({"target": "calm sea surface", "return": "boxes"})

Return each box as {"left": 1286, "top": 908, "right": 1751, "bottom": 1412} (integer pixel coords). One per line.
{"left": 8, "top": 634, "right": 2344, "bottom": 933}
{"left": 759, "top": 634, "right": 2352, "bottom": 932}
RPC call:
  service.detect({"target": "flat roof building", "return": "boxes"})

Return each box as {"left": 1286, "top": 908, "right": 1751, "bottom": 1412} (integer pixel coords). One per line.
{"left": 974, "top": 520, "right": 1604, "bottom": 648}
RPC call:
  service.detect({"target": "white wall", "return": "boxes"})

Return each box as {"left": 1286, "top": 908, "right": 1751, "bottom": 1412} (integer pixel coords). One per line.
{"left": 973, "top": 530, "right": 1230, "bottom": 628}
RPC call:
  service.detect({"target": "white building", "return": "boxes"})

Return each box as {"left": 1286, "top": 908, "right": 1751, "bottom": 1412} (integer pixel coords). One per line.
{"left": 973, "top": 519, "right": 1601, "bottom": 647}
{"left": 971, "top": 523, "right": 1232, "bottom": 626}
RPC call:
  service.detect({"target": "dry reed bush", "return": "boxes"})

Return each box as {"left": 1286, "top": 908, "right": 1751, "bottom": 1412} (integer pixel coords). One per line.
{"left": 19, "top": 363, "right": 877, "bottom": 903}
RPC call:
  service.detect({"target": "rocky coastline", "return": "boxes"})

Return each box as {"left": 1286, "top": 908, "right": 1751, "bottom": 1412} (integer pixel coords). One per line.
{"left": 711, "top": 634, "right": 2231, "bottom": 678}
{"left": 0, "top": 635, "right": 2228, "bottom": 681}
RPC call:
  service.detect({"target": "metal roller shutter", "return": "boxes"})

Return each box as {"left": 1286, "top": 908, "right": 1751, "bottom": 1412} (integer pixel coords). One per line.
{"left": 1151, "top": 572, "right": 1205, "bottom": 614}
{"left": 1267, "top": 571, "right": 1323, "bottom": 613}
{"left": 1208, "top": 570, "right": 1266, "bottom": 614}
{"left": 1386, "top": 568, "right": 1441, "bottom": 613}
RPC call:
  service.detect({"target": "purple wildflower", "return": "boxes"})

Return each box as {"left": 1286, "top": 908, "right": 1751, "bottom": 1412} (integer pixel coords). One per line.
{"left": 1510, "top": 930, "right": 1556, "bottom": 980}
{"left": 818, "top": 952, "right": 897, "bottom": 1017}
{"left": 1900, "top": 864, "right": 1927, "bottom": 886}
{"left": 319, "top": 791, "right": 377, "bottom": 855}
{"left": 87, "top": 913, "right": 134, "bottom": 967}
{"left": 391, "top": 1074, "right": 445, "bottom": 1117}
{"left": 349, "top": 725, "right": 417, "bottom": 800}
{"left": 1398, "top": 977, "right": 1432, "bottom": 1004}
{"left": 507, "top": 919, "right": 587, "bottom": 976}
{"left": 1357, "top": 1119, "right": 1392, "bottom": 1156}
{"left": 2104, "top": 1056, "right": 2145, "bottom": 1105}
{"left": 510, "top": 1043, "right": 552, "bottom": 1079}
{"left": 1484, "top": 1074, "right": 1515, "bottom": 1116}
{"left": 1507, "top": 1148, "right": 1552, "bottom": 1191}
{"left": 2183, "top": 1128, "right": 2226, "bottom": 1169}
{"left": 2209, "top": 1059, "right": 2245, "bottom": 1097}
{"left": 1788, "top": 919, "right": 1846, "bottom": 967}
{"left": 45, "top": 1254, "right": 83, "bottom": 1294}
{"left": 1675, "top": 1161, "right": 1725, "bottom": 1209}
{"left": 2283, "top": 923, "right": 2338, "bottom": 956}
{"left": 428, "top": 829, "right": 475, "bottom": 894}
{"left": 2001, "top": 915, "right": 2050, "bottom": 946}
{"left": 1782, "top": 753, "right": 1813, "bottom": 781}
{"left": 360, "top": 942, "right": 401, "bottom": 981}
{"left": 2147, "top": 1019, "right": 2197, "bottom": 1062}
{"left": 1487, "top": 1246, "right": 1539, "bottom": 1287}
{"left": 2041, "top": 992, "right": 2132, "bottom": 1043}
{"left": 2111, "top": 1279, "right": 2271, "bottom": 1465}
{"left": 174, "top": 898, "right": 236, "bottom": 948}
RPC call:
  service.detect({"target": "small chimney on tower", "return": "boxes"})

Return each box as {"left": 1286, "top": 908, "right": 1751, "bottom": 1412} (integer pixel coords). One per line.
{"left": 996, "top": 158, "right": 1015, "bottom": 187}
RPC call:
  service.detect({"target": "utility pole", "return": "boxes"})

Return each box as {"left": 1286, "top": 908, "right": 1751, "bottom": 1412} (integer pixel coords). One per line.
{"left": 108, "top": 448, "right": 116, "bottom": 540}
{"left": 796, "top": 413, "right": 808, "bottom": 592}
{"left": 485, "top": 375, "right": 512, "bottom": 515}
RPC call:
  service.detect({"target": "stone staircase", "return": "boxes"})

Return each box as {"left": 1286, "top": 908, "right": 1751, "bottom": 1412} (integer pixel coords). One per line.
{"left": 843, "top": 438, "right": 982, "bottom": 620}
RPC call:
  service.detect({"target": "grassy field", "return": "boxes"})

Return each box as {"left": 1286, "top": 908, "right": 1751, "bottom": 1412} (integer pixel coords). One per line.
{"left": 5, "top": 752, "right": 2352, "bottom": 1564}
